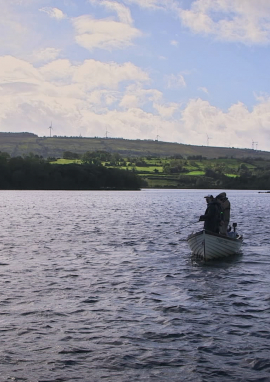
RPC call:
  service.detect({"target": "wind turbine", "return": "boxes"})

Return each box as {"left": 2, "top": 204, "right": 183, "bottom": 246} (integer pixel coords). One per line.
{"left": 105, "top": 129, "right": 110, "bottom": 139}
{"left": 49, "top": 122, "right": 53, "bottom": 137}
{"left": 155, "top": 126, "right": 160, "bottom": 141}
{"left": 252, "top": 139, "right": 258, "bottom": 150}
{"left": 206, "top": 133, "right": 212, "bottom": 146}
{"left": 252, "top": 140, "right": 258, "bottom": 150}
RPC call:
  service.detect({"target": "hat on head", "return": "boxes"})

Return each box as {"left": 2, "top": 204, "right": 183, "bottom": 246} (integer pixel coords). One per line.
{"left": 204, "top": 194, "right": 213, "bottom": 199}
{"left": 217, "top": 192, "right": 226, "bottom": 199}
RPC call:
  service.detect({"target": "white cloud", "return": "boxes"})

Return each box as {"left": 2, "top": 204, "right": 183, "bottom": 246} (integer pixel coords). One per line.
{"left": 120, "top": 85, "right": 162, "bottom": 108}
{"left": 0, "top": 56, "right": 43, "bottom": 84}
{"left": 198, "top": 86, "right": 209, "bottom": 94}
{"left": 38, "top": 58, "right": 149, "bottom": 92}
{"left": 181, "top": 98, "right": 270, "bottom": 149}
{"left": 0, "top": 55, "right": 183, "bottom": 141}
{"left": 0, "top": 3, "right": 65, "bottom": 56}
{"left": 98, "top": 1, "right": 133, "bottom": 24}
{"left": 1, "top": 56, "right": 270, "bottom": 150}
{"left": 178, "top": 0, "right": 270, "bottom": 44}
{"left": 80, "top": 107, "right": 184, "bottom": 141}
{"left": 153, "top": 102, "right": 179, "bottom": 118}
{"left": 0, "top": 56, "right": 152, "bottom": 136}
{"left": 72, "top": 15, "right": 142, "bottom": 51}
{"left": 122, "top": 0, "right": 270, "bottom": 45}
{"left": 166, "top": 73, "right": 186, "bottom": 89}
{"left": 28, "top": 48, "right": 61, "bottom": 64}
{"left": 122, "top": 0, "right": 176, "bottom": 11}
{"left": 39, "top": 7, "right": 67, "bottom": 20}
{"left": 170, "top": 40, "right": 178, "bottom": 46}
{"left": 71, "top": 60, "right": 149, "bottom": 90}
{"left": 39, "top": 59, "right": 74, "bottom": 85}
{"left": 0, "top": 1, "right": 31, "bottom": 52}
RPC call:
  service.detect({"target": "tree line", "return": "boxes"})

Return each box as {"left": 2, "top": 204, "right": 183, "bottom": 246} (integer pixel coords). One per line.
{"left": 0, "top": 153, "right": 143, "bottom": 190}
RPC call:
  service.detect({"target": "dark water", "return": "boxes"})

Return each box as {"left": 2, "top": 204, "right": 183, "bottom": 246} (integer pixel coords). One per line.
{"left": 1, "top": 189, "right": 270, "bottom": 382}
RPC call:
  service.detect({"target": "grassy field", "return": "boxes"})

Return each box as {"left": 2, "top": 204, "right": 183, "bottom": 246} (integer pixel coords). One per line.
{"left": 49, "top": 156, "right": 269, "bottom": 182}
{"left": 185, "top": 171, "right": 205, "bottom": 175}
{"left": 51, "top": 159, "right": 82, "bottom": 164}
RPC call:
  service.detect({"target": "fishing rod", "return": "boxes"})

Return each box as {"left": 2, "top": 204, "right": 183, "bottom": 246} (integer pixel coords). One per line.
{"left": 123, "top": 221, "right": 200, "bottom": 245}
{"left": 160, "top": 220, "right": 200, "bottom": 237}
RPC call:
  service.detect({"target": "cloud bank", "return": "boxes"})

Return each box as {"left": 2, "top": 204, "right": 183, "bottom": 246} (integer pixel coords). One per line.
{"left": 0, "top": 0, "right": 269, "bottom": 151}
{"left": 1, "top": 55, "right": 270, "bottom": 150}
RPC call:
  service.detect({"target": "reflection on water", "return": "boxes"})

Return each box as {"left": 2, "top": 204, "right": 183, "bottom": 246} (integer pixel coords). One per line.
{"left": 0, "top": 189, "right": 270, "bottom": 381}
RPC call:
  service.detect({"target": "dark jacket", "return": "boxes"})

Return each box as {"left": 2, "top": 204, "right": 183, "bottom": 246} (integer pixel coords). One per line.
{"left": 200, "top": 199, "right": 221, "bottom": 233}
{"left": 220, "top": 198, "right": 230, "bottom": 223}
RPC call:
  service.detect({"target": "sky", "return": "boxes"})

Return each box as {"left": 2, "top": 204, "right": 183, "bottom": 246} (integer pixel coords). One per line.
{"left": 1, "top": 0, "right": 270, "bottom": 151}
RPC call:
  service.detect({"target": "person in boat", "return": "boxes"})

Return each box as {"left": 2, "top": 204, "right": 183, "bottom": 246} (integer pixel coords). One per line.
{"left": 199, "top": 195, "right": 221, "bottom": 233}
{"left": 216, "top": 192, "right": 230, "bottom": 236}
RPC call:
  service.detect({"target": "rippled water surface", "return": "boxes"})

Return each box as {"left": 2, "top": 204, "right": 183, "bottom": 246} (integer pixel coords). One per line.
{"left": 1, "top": 189, "right": 270, "bottom": 382}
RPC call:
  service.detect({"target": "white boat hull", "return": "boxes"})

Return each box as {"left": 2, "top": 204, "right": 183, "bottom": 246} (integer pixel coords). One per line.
{"left": 187, "top": 230, "right": 243, "bottom": 260}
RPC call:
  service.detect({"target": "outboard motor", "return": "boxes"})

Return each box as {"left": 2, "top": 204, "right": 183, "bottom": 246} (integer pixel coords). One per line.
{"left": 230, "top": 223, "right": 239, "bottom": 238}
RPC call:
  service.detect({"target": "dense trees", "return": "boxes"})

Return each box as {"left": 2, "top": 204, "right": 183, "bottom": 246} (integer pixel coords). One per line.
{"left": 176, "top": 170, "right": 270, "bottom": 189}
{"left": 63, "top": 151, "right": 80, "bottom": 160}
{"left": 0, "top": 152, "right": 142, "bottom": 190}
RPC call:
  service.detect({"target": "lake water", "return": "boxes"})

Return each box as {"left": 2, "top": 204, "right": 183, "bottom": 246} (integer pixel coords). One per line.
{"left": 1, "top": 189, "right": 270, "bottom": 382}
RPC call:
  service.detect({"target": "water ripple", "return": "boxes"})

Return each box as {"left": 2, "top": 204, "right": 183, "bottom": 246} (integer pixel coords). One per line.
{"left": 0, "top": 189, "right": 269, "bottom": 381}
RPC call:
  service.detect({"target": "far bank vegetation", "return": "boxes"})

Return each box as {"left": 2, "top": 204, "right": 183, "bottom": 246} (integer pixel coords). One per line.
{"left": 0, "top": 149, "right": 270, "bottom": 190}
{"left": 56, "top": 150, "right": 270, "bottom": 190}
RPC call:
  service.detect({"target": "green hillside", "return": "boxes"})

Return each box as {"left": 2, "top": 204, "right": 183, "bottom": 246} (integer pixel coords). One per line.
{"left": 50, "top": 151, "right": 270, "bottom": 189}
{"left": 0, "top": 132, "right": 269, "bottom": 160}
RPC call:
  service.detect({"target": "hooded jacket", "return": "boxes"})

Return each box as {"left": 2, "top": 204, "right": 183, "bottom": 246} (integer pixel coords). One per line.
{"left": 199, "top": 199, "right": 221, "bottom": 233}
{"left": 220, "top": 198, "right": 230, "bottom": 223}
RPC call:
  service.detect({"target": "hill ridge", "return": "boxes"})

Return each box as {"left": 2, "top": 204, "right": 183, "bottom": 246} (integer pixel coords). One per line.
{"left": 0, "top": 132, "right": 269, "bottom": 159}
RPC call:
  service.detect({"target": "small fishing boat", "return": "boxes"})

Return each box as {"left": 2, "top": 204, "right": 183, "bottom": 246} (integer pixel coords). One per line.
{"left": 187, "top": 224, "right": 243, "bottom": 261}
